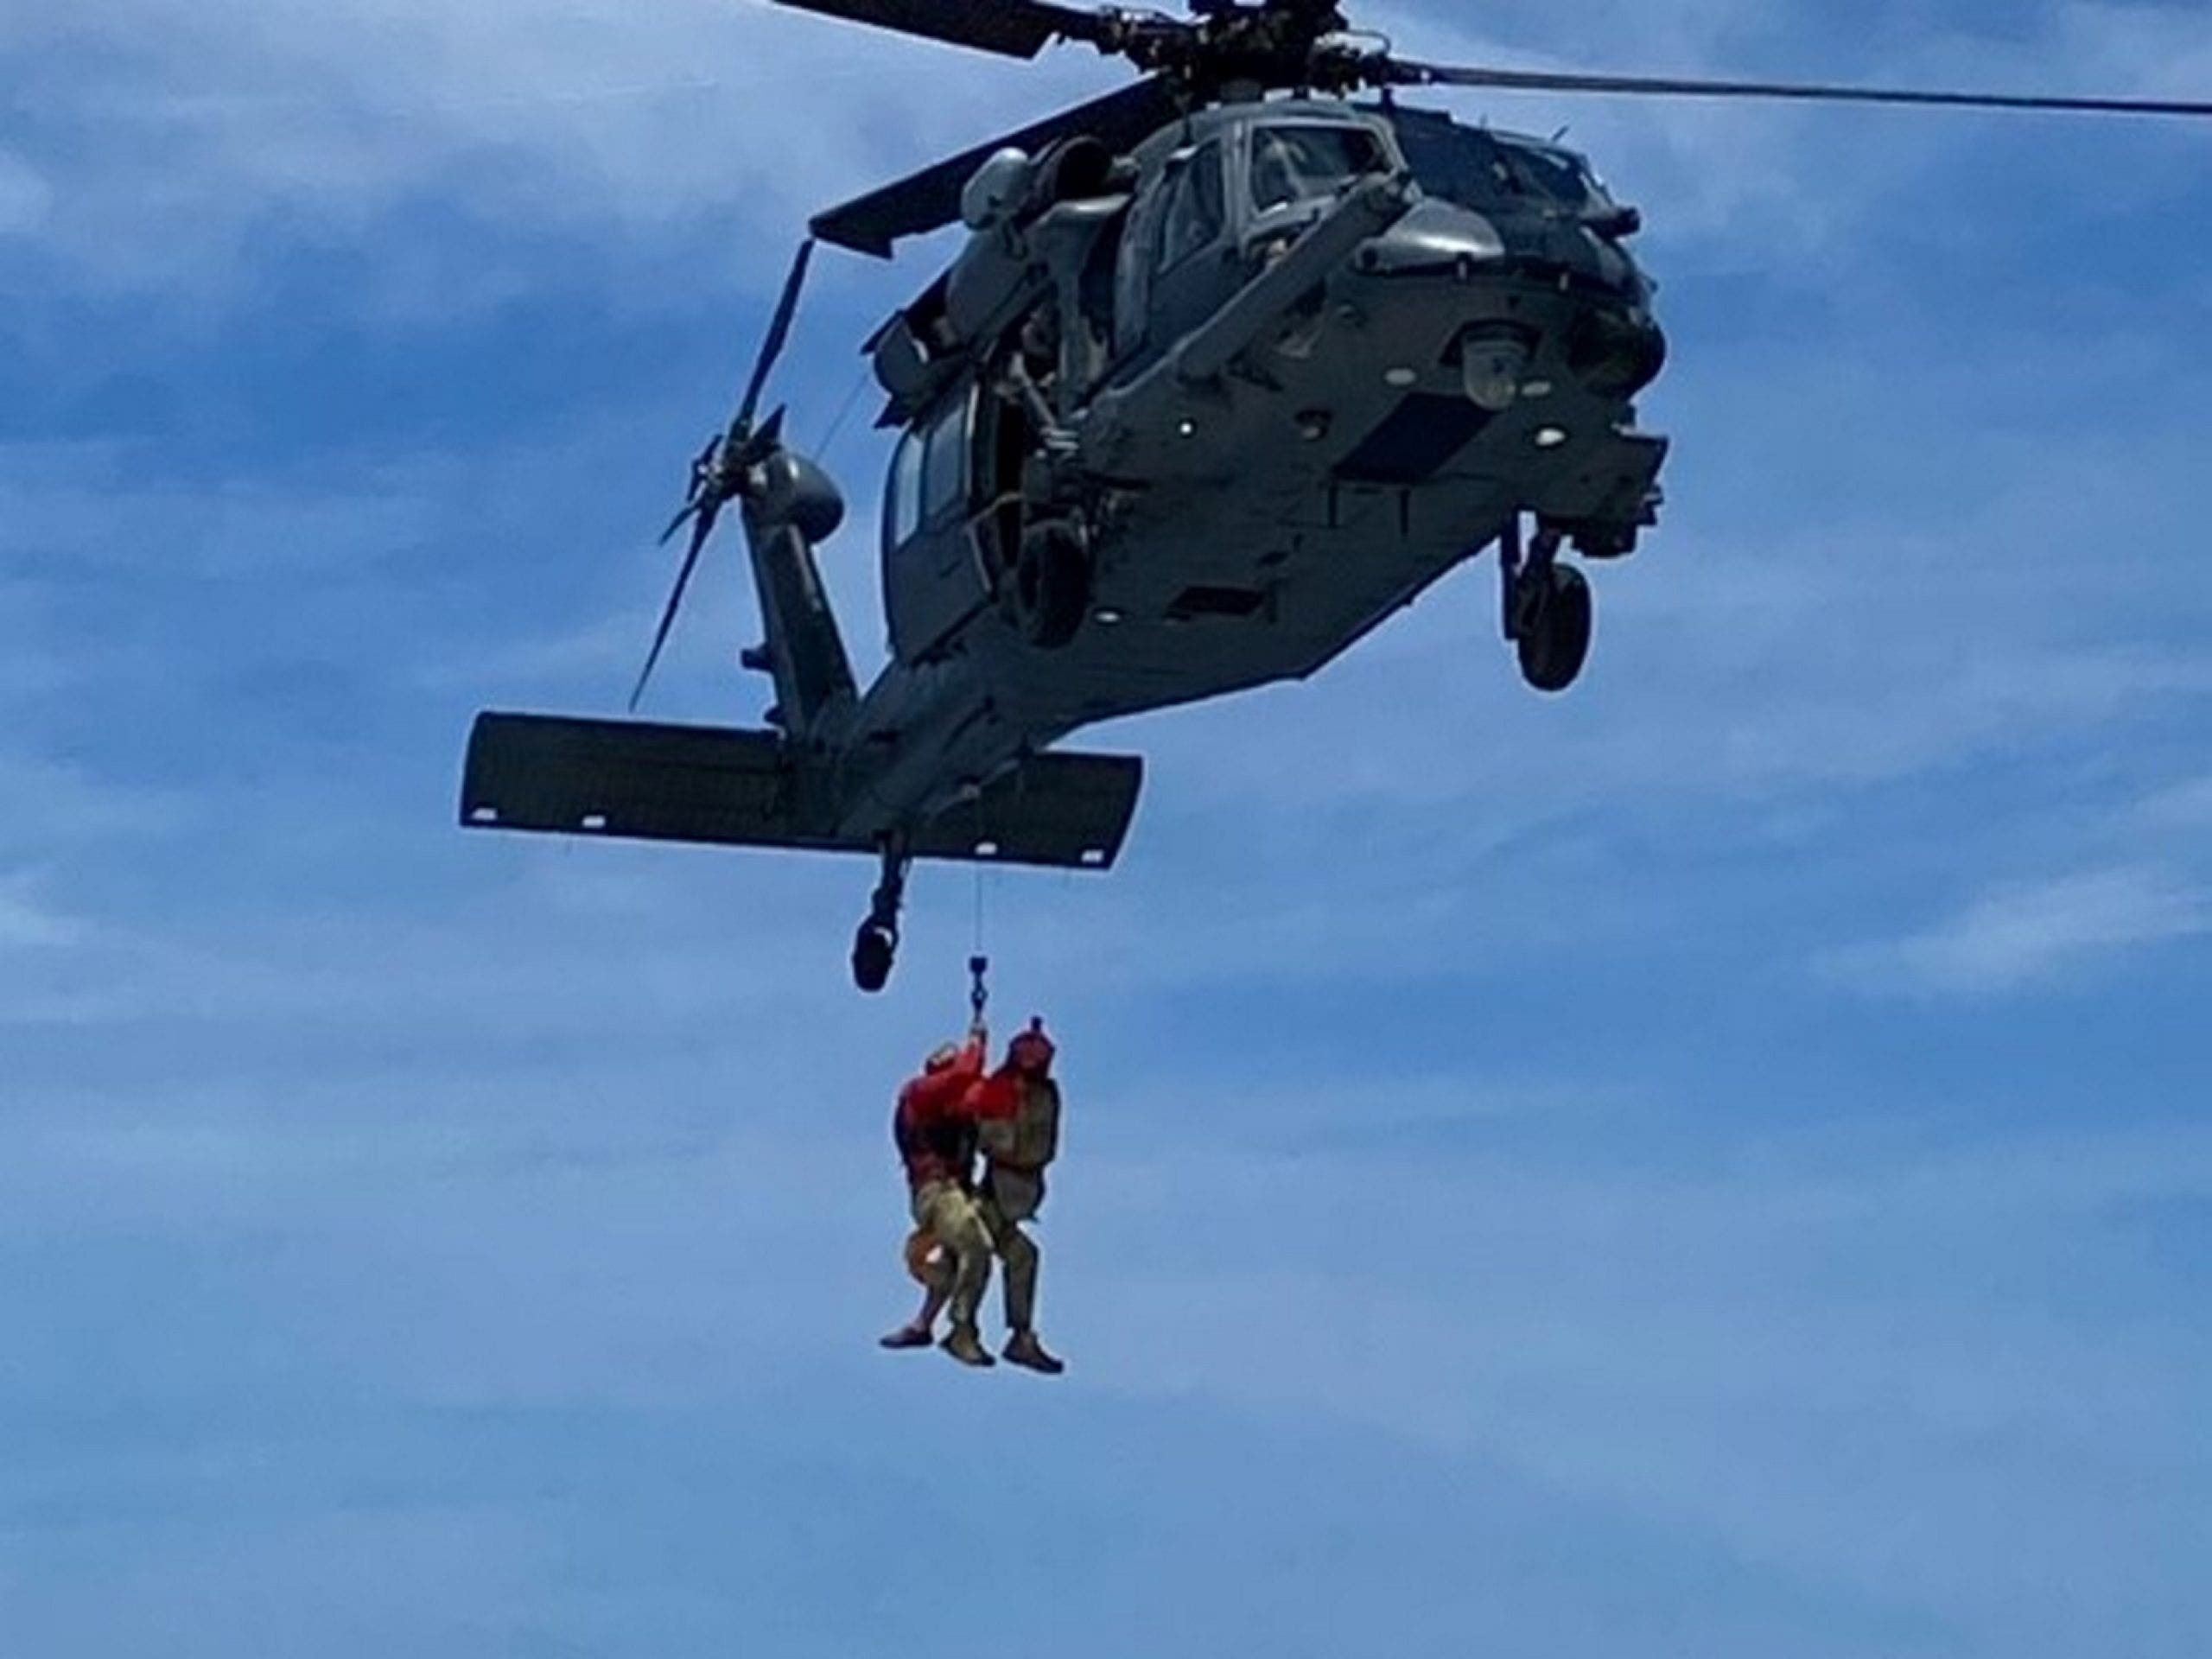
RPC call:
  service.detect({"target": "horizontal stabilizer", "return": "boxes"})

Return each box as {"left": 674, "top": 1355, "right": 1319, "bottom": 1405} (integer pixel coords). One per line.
{"left": 911, "top": 748, "right": 1144, "bottom": 870}
{"left": 461, "top": 713, "right": 816, "bottom": 851}
{"left": 459, "top": 713, "right": 1142, "bottom": 872}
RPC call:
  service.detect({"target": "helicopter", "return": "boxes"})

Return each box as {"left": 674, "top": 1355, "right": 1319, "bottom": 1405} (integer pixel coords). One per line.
{"left": 457, "top": 0, "right": 2211, "bottom": 994}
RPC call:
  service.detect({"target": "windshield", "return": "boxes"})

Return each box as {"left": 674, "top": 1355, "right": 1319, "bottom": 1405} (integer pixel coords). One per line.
{"left": 1249, "top": 124, "right": 1387, "bottom": 213}
{"left": 1497, "top": 137, "right": 1611, "bottom": 213}
{"left": 1392, "top": 117, "right": 1612, "bottom": 216}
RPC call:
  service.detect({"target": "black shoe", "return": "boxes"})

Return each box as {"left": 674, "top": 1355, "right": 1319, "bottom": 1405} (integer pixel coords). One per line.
{"left": 1003, "top": 1331, "right": 1065, "bottom": 1375}
{"left": 941, "top": 1325, "right": 995, "bottom": 1368}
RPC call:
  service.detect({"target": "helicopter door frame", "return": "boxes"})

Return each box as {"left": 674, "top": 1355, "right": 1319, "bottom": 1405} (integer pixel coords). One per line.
{"left": 1146, "top": 133, "right": 1237, "bottom": 353}
{"left": 1115, "top": 135, "right": 1241, "bottom": 367}
{"left": 1113, "top": 149, "right": 1176, "bottom": 362}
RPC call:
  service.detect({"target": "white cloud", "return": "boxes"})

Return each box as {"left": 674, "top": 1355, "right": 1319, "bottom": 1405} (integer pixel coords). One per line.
{"left": 1065, "top": 1114, "right": 2212, "bottom": 1642}
{"left": 2138, "top": 772, "right": 2212, "bottom": 830}
{"left": 0, "top": 752, "right": 180, "bottom": 858}
{"left": 0, "top": 871, "right": 85, "bottom": 949}
{"left": 1829, "top": 863, "right": 2211, "bottom": 995}
{"left": 16, "top": 0, "right": 2192, "bottom": 310}
{"left": 3, "top": 0, "right": 1118, "bottom": 302}
{"left": 0, "top": 149, "right": 53, "bottom": 237}
{"left": 0, "top": 442, "right": 446, "bottom": 579}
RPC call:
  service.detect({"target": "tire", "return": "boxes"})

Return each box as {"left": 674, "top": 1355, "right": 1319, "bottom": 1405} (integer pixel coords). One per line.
{"left": 1016, "top": 522, "right": 1091, "bottom": 650}
{"left": 1516, "top": 563, "right": 1594, "bottom": 695}
{"left": 852, "top": 923, "right": 897, "bottom": 994}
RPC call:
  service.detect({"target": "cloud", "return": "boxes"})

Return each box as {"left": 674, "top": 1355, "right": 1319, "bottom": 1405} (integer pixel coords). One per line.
{"left": 16, "top": 0, "right": 2194, "bottom": 315}
{"left": 4, "top": 4, "right": 2210, "bottom": 1656}
{"left": 1827, "top": 863, "right": 2211, "bottom": 995}
{"left": 1, "top": 0, "right": 1120, "bottom": 305}
{"left": 1065, "top": 1112, "right": 2212, "bottom": 1647}
{"left": 0, "top": 752, "right": 180, "bottom": 858}
{"left": 0, "top": 441, "right": 446, "bottom": 580}
{"left": 0, "top": 871, "right": 86, "bottom": 949}
{"left": 0, "top": 149, "right": 53, "bottom": 237}
{"left": 2137, "top": 772, "right": 2212, "bottom": 830}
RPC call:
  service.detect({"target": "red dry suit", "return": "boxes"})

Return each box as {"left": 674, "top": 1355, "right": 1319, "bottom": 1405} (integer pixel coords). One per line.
{"left": 893, "top": 1035, "right": 1019, "bottom": 1192}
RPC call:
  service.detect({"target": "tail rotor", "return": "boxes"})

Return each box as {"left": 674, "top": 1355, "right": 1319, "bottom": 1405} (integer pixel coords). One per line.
{"left": 630, "top": 238, "right": 817, "bottom": 713}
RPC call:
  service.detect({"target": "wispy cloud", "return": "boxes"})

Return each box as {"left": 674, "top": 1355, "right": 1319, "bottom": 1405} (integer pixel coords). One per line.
{"left": 0, "top": 147, "right": 52, "bottom": 237}
{"left": 15, "top": 0, "right": 2195, "bottom": 314}
{"left": 1827, "top": 862, "right": 2211, "bottom": 995}
{"left": 0, "top": 870, "right": 85, "bottom": 949}
{"left": 2137, "top": 772, "right": 2212, "bottom": 830}
{"left": 2, "top": 0, "right": 1116, "bottom": 304}
{"left": 5, "top": 4, "right": 2210, "bottom": 1653}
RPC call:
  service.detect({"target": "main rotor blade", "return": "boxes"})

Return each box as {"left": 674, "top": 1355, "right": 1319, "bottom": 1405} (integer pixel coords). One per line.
{"left": 737, "top": 239, "right": 817, "bottom": 434}
{"left": 631, "top": 507, "right": 721, "bottom": 712}
{"left": 1387, "top": 59, "right": 2212, "bottom": 119}
{"left": 768, "top": 0, "right": 1111, "bottom": 60}
{"left": 812, "top": 73, "right": 1182, "bottom": 257}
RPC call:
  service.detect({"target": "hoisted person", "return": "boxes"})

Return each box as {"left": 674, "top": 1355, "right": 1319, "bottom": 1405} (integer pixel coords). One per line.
{"left": 976, "top": 1018, "right": 1066, "bottom": 1375}
{"left": 879, "top": 1022, "right": 1017, "bottom": 1368}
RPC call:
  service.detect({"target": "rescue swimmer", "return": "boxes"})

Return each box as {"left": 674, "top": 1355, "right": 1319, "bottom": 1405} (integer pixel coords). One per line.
{"left": 976, "top": 1019, "right": 1066, "bottom": 1376}
{"left": 880, "top": 1015, "right": 1068, "bottom": 1374}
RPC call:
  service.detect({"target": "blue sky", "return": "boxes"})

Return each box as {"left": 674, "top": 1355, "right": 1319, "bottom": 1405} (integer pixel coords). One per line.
{"left": 3, "top": 1, "right": 2209, "bottom": 1654}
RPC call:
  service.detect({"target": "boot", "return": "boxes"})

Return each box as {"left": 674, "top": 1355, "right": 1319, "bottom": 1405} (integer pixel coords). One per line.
{"left": 878, "top": 1324, "right": 932, "bottom": 1351}
{"left": 1003, "top": 1330, "right": 1065, "bottom": 1376}
{"left": 941, "top": 1322, "right": 995, "bottom": 1369}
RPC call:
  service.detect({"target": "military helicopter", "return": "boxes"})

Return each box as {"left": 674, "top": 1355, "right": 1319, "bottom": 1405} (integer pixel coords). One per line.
{"left": 458, "top": 0, "right": 2209, "bottom": 993}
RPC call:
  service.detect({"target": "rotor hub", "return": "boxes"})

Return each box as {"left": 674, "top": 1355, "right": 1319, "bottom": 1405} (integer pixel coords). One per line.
{"left": 1094, "top": 2, "right": 1365, "bottom": 96}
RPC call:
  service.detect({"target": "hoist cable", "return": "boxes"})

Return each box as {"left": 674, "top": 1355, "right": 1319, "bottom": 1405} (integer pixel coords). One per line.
{"left": 812, "top": 361, "right": 874, "bottom": 462}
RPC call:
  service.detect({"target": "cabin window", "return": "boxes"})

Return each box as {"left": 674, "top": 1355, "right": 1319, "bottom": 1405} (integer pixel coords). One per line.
{"left": 888, "top": 427, "right": 925, "bottom": 545}
{"left": 1155, "top": 142, "right": 1227, "bottom": 271}
{"left": 922, "top": 392, "right": 969, "bottom": 524}
{"left": 1249, "top": 125, "right": 1386, "bottom": 214}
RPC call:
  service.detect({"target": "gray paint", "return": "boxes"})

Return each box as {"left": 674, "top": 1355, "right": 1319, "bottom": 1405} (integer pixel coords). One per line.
{"left": 465, "top": 95, "right": 1670, "bottom": 983}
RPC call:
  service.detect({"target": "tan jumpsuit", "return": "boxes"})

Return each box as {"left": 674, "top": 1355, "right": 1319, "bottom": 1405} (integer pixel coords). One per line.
{"left": 976, "top": 1075, "right": 1061, "bottom": 1334}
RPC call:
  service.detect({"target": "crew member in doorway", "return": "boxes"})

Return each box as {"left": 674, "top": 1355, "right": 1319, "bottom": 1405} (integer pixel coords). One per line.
{"left": 976, "top": 1017, "right": 1067, "bottom": 1375}
{"left": 879, "top": 1024, "right": 1017, "bottom": 1368}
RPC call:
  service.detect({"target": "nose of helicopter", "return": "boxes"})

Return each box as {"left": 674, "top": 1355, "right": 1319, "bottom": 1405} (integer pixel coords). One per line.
{"left": 1349, "top": 197, "right": 1508, "bottom": 278}
{"left": 1344, "top": 195, "right": 1667, "bottom": 406}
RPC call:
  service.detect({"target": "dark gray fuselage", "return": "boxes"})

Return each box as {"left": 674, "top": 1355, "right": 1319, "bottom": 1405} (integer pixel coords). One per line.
{"left": 819, "top": 97, "right": 1669, "bottom": 845}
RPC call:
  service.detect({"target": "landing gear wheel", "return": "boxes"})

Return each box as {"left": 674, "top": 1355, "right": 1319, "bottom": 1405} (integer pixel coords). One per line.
{"left": 852, "top": 921, "right": 898, "bottom": 995}
{"left": 1515, "top": 563, "right": 1593, "bottom": 695}
{"left": 1015, "top": 522, "right": 1091, "bottom": 650}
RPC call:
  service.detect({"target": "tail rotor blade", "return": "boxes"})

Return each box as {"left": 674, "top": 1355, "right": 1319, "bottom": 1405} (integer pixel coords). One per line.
{"left": 737, "top": 239, "right": 817, "bottom": 433}
{"left": 631, "top": 507, "right": 721, "bottom": 712}
{"left": 632, "top": 238, "right": 817, "bottom": 710}
{"left": 659, "top": 499, "right": 703, "bottom": 547}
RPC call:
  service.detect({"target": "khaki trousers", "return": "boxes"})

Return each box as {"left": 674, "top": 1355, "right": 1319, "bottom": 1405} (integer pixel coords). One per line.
{"left": 912, "top": 1180, "right": 994, "bottom": 1329}
{"left": 976, "top": 1178, "right": 1041, "bottom": 1334}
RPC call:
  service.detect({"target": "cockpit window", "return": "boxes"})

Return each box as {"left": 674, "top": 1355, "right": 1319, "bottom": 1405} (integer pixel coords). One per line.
{"left": 1394, "top": 115, "right": 1615, "bottom": 218}
{"left": 1156, "top": 141, "right": 1227, "bottom": 271}
{"left": 1391, "top": 118, "right": 1506, "bottom": 210}
{"left": 1249, "top": 125, "right": 1386, "bottom": 214}
{"left": 1497, "top": 139, "right": 1609, "bottom": 212}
